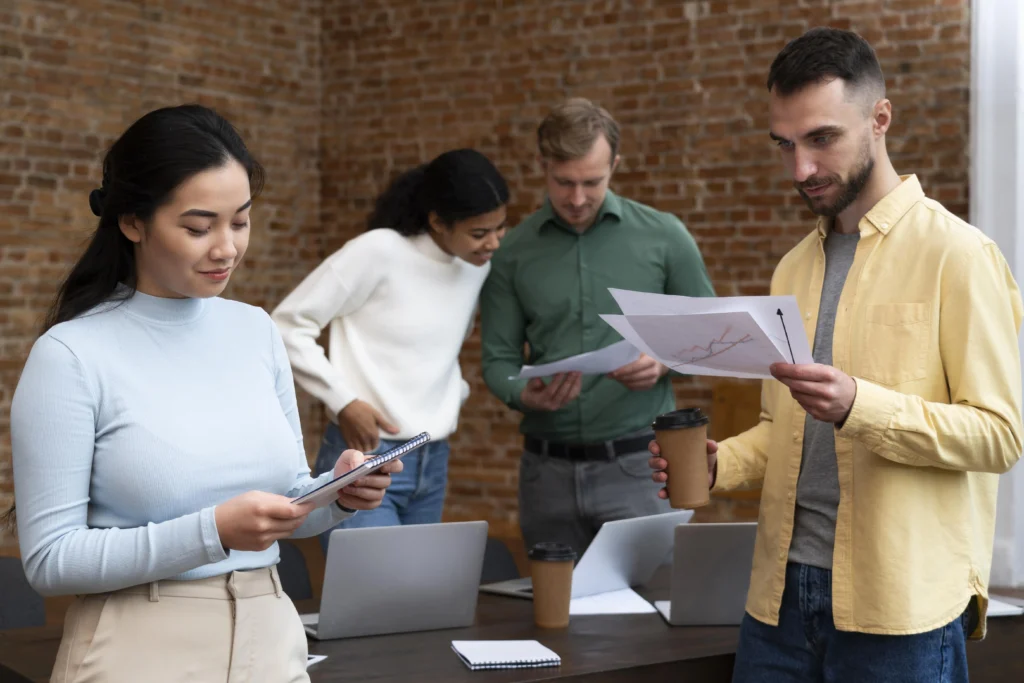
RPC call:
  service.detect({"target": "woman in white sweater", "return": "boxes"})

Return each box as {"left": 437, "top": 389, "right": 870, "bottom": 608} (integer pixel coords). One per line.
{"left": 272, "top": 149, "right": 509, "bottom": 550}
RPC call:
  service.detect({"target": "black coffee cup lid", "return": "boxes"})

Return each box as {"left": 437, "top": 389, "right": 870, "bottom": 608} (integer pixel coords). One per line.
{"left": 652, "top": 408, "right": 709, "bottom": 430}
{"left": 528, "top": 542, "right": 577, "bottom": 562}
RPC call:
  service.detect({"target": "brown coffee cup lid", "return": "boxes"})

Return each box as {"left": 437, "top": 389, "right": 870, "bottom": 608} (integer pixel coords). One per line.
{"left": 653, "top": 407, "right": 709, "bottom": 430}
{"left": 527, "top": 542, "right": 577, "bottom": 562}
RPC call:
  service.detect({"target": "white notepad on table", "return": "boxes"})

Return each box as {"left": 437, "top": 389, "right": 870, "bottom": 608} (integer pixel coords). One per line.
{"left": 451, "top": 640, "right": 561, "bottom": 670}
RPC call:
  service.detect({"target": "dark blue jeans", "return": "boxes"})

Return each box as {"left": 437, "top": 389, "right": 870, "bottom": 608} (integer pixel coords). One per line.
{"left": 313, "top": 422, "right": 450, "bottom": 554}
{"left": 732, "top": 563, "right": 969, "bottom": 683}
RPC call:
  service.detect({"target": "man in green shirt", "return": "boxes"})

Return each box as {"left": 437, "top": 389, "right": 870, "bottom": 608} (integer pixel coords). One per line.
{"left": 480, "top": 98, "right": 716, "bottom": 554}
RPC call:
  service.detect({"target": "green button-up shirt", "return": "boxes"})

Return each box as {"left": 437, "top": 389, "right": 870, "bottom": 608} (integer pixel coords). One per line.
{"left": 480, "top": 191, "right": 716, "bottom": 444}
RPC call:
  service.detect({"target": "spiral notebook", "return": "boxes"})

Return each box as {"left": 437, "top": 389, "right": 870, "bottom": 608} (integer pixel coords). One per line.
{"left": 451, "top": 640, "right": 561, "bottom": 670}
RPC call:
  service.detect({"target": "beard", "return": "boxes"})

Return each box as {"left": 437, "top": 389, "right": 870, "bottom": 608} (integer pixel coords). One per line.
{"left": 796, "top": 145, "right": 875, "bottom": 218}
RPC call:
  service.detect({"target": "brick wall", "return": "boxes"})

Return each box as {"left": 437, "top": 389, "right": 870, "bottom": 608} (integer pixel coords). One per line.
{"left": 1, "top": 0, "right": 971, "bottom": 549}
{"left": 0, "top": 0, "right": 325, "bottom": 549}
{"left": 320, "top": 0, "right": 971, "bottom": 535}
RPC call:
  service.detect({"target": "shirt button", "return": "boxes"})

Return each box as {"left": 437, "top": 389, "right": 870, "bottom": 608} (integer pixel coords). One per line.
{"left": 778, "top": 549, "right": 787, "bottom": 561}
{"left": 880, "top": 222, "right": 888, "bottom": 229}
{"left": 805, "top": 312, "right": 811, "bottom": 319}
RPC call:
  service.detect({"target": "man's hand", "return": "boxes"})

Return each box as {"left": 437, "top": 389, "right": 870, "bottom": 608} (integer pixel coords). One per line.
{"left": 770, "top": 363, "right": 857, "bottom": 424}
{"left": 608, "top": 353, "right": 669, "bottom": 391}
{"left": 520, "top": 372, "right": 582, "bottom": 412}
{"left": 337, "top": 399, "right": 400, "bottom": 453}
{"left": 332, "top": 448, "right": 403, "bottom": 511}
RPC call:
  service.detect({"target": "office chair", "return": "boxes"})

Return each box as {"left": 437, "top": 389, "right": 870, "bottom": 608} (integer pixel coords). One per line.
{"left": 480, "top": 537, "right": 520, "bottom": 583}
{"left": 0, "top": 557, "right": 45, "bottom": 630}
{"left": 276, "top": 540, "right": 314, "bottom": 601}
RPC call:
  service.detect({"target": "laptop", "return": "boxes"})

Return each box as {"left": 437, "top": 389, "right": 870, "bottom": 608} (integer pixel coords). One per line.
{"left": 302, "top": 520, "right": 488, "bottom": 640}
{"left": 654, "top": 522, "right": 757, "bottom": 626}
{"left": 479, "top": 510, "right": 694, "bottom": 600}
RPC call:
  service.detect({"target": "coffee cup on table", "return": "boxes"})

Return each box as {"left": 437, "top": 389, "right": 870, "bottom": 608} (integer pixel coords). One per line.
{"left": 527, "top": 542, "right": 576, "bottom": 628}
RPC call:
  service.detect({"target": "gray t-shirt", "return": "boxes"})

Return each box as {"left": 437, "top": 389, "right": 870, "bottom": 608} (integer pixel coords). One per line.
{"left": 787, "top": 230, "right": 859, "bottom": 570}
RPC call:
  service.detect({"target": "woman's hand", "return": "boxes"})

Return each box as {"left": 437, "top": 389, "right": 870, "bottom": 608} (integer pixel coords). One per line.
{"left": 215, "top": 491, "right": 314, "bottom": 552}
{"left": 332, "top": 448, "right": 404, "bottom": 511}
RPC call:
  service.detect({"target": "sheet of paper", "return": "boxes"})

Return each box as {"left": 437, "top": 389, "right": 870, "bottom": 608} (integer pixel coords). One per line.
{"left": 306, "top": 654, "right": 328, "bottom": 668}
{"left": 300, "top": 612, "right": 319, "bottom": 626}
{"left": 569, "top": 588, "right": 656, "bottom": 615}
{"left": 602, "top": 313, "right": 778, "bottom": 380}
{"left": 987, "top": 597, "right": 1024, "bottom": 617}
{"left": 608, "top": 289, "right": 813, "bottom": 365}
{"left": 511, "top": 339, "right": 641, "bottom": 380}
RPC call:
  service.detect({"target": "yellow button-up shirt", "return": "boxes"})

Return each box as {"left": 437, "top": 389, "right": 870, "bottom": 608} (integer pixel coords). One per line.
{"left": 715, "top": 175, "right": 1024, "bottom": 637}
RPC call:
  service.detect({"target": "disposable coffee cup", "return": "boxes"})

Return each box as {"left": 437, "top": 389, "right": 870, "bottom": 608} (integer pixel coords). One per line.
{"left": 653, "top": 408, "right": 711, "bottom": 509}
{"left": 528, "top": 542, "right": 576, "bottom": 628}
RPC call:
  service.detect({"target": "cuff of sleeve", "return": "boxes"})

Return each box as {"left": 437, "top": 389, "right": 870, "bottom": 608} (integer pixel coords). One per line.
{"left": 711, "top": 445, "right": 737, "bottom": 492}
{"left": 332, "top": 501, "right": 356, "bottom": 519}
{"left": 324, "top": 390, "right": 357, "bottom": 420}
{"left": 200, "top": 506, "right": 230, "bottom": 564}
{"left": 837, "top": 378, "right": 896, "bottom": 450}
{"left": 506, "top": 379, "right": 530, "bottom": 413}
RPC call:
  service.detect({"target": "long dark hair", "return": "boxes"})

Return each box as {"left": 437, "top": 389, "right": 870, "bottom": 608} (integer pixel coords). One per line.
{"left": 1, "top": 104, "right": 264, "bottom": 532}
{"left": 366, "top": 148, "right": 509, "bottom": 235}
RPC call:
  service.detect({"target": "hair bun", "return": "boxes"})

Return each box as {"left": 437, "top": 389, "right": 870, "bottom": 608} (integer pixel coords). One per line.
{"left": 88, "top": 188, "right": 106, "bottom": 217}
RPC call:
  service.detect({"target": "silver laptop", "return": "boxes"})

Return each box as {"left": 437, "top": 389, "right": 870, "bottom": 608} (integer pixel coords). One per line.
{"left": 302, "top": 520, "right": 488, "bottom": 640}
{"left": 655, "top": 522, "right": 757, "bottom": 626}
{"left": 479, "top": 510, "right": 694, "bottom": 600}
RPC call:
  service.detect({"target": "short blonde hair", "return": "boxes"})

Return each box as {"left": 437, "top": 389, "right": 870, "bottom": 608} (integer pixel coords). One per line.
{"left": 537, "top": 98, "right": 620, "bottom": 162}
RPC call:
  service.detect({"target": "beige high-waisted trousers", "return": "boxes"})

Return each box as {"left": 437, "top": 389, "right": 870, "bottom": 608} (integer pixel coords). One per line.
{"left": 50, "top": 566, "right": 309, "bottom": 683}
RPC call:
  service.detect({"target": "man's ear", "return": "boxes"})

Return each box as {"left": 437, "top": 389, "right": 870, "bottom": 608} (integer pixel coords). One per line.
{"left": 872, "top": 98, "right": 892, "bottom": 138}
{"left": 610, "top": 154, "right": 621, "bottom": 176}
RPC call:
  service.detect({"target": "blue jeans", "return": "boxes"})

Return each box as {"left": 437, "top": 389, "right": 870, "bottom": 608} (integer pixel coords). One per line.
{"left": 312, "top": 423, "right": 450, "bottom": 554}
{"left": 732, "top": 563, "right": 970, "bottom": 683}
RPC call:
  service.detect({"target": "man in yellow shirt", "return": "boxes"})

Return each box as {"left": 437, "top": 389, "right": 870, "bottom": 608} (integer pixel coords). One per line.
{"left": 649, "top": 27, "right": 1023, "bottom": 682}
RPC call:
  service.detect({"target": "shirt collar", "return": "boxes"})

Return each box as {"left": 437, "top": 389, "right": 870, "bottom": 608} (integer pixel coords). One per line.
{"left": 540, "top": 190, "right": 623, "bottom": 233}
{"left": 815, "top": 174, "right": 924, "bottom": 238}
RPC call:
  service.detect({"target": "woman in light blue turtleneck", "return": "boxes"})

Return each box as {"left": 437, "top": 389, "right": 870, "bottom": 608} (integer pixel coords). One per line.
{"left": 6, "top": 105, "right": 400, "bottom": 683}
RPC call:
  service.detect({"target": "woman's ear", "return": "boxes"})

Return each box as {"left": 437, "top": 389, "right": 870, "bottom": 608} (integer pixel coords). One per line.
{"left": 119, "top": 215, "right": 145, "bottom": 244}
{"left": 427, "top": 211, "right": 447, "bottom": 234}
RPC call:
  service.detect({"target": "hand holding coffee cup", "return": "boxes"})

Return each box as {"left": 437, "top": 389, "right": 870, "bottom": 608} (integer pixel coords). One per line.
{"left": 649, "top": 408, "right": 716, "bottom": 508}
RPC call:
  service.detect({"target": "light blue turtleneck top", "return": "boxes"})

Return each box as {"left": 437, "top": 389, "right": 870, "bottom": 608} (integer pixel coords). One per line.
{"left": 11, "top": 290, "right": 349, "bottom": 595}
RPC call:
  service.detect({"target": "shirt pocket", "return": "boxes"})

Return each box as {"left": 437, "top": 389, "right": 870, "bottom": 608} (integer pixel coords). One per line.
{"left": 859, "top": 303, "right": 930, "bottom": 386}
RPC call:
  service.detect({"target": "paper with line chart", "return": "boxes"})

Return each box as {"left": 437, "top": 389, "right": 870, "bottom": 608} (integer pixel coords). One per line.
{"left": 599, "top": 289, "right": 812, "bottom": 380}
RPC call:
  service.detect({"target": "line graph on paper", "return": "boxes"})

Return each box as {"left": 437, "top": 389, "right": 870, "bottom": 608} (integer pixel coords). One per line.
{"left": 622, "top": 311, "right": 789, "bottom": 376}
{"left": 670, "top": 326, "right": 755, "bottom": 365}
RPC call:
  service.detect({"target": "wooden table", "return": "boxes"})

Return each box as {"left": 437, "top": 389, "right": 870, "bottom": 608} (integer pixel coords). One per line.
{"left": 3, "top": 585, "right": 1023, "bottom": 682}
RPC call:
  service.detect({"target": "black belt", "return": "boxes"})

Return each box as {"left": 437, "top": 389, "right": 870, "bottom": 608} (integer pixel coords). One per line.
{"left": 524, "top": 434, "right": 654, "bottom": 462}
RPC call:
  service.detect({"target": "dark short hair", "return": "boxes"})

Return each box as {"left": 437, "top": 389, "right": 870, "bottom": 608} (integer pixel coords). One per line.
{"left": 767, "top": 27, "right": 885, "bottom": 99}
{"left": 366, "top": 149, "right": 509, "bottom": 236}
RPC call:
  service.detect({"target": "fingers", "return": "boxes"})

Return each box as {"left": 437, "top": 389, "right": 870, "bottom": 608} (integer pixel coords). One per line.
{"left": 345, "top": 472, "right": 392, "bottom": 491}
{"left": 657, "top": 488, "right": 668, "bottom": 500}
{"left": 770, "top": 362, "right": 833, "bottom": 382}
{"left": 648, "top": 455, "right": 667, "bottom": 470}
{"left": 374, "top": 409, "right": 401, "bottom": 435}
{"left": 648, "top": 440, "right": 661, "bottom": 456}
{"left": 778, "top": 379, "right": 834, "bottom": 398}
{"left": 549, "top": 372, "right": 580, "bottom": 407}
{"left": 707, "top": 439, "right": 719, "bottom": 455}
{"left": 378, "top": 458, "right": 404, "bottom": 474}
{"left": 258, "top": 495, "right": 313, "bottom": 520}
{"left": 334, "top": 449, "right": 367, "bottom": 477}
